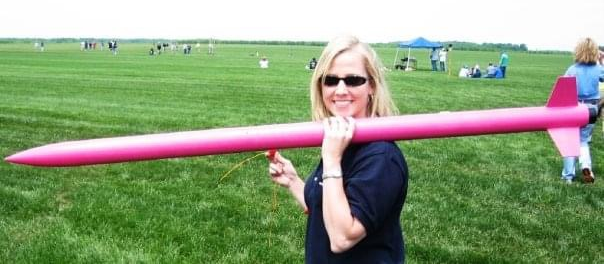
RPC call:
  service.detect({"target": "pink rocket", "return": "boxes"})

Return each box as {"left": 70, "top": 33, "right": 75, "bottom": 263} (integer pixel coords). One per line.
{"left": 5, "top": 77, "right": 595, "bottom": 167}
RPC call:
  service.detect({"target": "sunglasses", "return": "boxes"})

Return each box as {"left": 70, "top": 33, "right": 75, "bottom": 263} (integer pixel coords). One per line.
{"left": 322, "top": 75, "right": 368, "bottom": 87}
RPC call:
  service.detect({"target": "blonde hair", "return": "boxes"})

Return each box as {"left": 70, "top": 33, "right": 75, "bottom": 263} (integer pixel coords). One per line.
{"left": 309, "top": 36, "right": 398, "bottom": 121}
{"left": 574, "top": 37, "right": 599, "bottom": 64}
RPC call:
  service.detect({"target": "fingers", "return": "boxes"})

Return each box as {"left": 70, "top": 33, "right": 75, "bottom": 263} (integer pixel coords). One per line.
{"left": 267, "top": 150, "right": 290, "bottom": 177}
{"left": 274, "top": 152, "right": 293, "bottom": 166}
{"left": 265, "top": 149, "right": 277, "bottom": 160}
{"left": 269, "top": 162, "right": 283, "bottom": 176}
{"left": 265, "top": 149, "right": 288, "bottom": 163}
{"left": 322, "top": 118, "right": 330, "bottom": 135}
{"left": 324, "top": 116, "right": 355, "bottom": 138}
{"left": 345, "top": 116, "right": 355, "bottom": 140}
{"left": 268, "top": 164, "right": 278, "bottom": 175}
{"left": 334, "top": 116, "right": 346, "bottom": 133}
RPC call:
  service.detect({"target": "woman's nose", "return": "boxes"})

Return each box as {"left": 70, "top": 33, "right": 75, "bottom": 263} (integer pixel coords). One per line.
{"left": 335, "top": 81, "right": 348, "bottom": 94}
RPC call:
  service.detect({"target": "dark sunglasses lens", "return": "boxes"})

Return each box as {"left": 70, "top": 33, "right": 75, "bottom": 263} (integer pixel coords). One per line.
{"left": 323, "top": 76, "right": 340, "bottom": 86}
{"left": 344, "top": 76, "right": 367, "bottom": 86}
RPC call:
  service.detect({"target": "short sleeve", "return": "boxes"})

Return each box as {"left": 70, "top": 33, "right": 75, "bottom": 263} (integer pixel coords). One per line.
{"left": 565, "top": 65, "right": 576, "bottom": 77}
{"left": 344, "top": 143, "right": 406, "bottom": 234}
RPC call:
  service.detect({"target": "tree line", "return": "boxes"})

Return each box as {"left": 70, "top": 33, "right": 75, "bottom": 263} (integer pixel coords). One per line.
{"left": 1, "top": 38, "right": 585, "bottom": 53}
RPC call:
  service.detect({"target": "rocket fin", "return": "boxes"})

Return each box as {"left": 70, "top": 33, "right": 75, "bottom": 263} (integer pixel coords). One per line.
{"left": 546, "top": 77, "right": 577, "bottom": 107}
{"left": 547, "top": 127, "right": 579, "bottom": 157}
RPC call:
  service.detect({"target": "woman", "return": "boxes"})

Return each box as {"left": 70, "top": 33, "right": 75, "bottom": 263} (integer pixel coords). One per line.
{"left": 267, "top": 36, "right": 408, "bottom": 263}
{"left": 561, "top": 37, "right": 604, "bottom": 184}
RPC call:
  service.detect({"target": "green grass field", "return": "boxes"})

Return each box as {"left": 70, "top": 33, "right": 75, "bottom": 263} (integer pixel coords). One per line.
{"left": 1, "top": 43, "right": 603, "bottom": 263}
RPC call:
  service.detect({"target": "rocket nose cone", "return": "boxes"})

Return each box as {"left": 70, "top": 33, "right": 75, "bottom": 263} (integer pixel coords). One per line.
{"left": 5, "top": 154, "right": 20, "bottom": 164}
{"left": 5, "top": 152, "right": 30, "bottom": 165}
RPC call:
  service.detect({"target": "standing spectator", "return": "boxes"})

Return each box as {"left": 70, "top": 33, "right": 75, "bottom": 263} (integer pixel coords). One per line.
{"left": 183, "top": 44, "right": 192, "bottom": 55}
{"left": 111, "top": 40, "right": 118, "bottom": 55}
{"left": 208, "top": 39, "right": 215, "bottom": 55}
{"left": 599, "top": 49, "right": 604, "bottom": 139}
{"left": 430, "top": 47, "right": 439, "bottom": 71}
{"left": 439, "top": 48, "right": 448, "bottom": 71}
{"left": 39, "top": 41, "right": 45, "bottom": 52}
{"left": 267, "top": 35, "right": 408, "bottom": 263}
{"left": 499, "top": 50, "right": 509, "bottom": 78}
{"left": 561, "top": 37, "right": 604, "bottom": 184}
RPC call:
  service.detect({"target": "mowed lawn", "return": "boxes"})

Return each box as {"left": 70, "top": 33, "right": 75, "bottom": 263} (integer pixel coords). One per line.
{"left": 1, "top": 42, "right": 603, "bottom": 263}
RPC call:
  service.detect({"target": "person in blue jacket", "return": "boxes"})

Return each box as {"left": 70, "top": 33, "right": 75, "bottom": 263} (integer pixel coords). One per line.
{"left": 561, "top": 37, "right": 604, "bottom": 184}
{"left": 494, "top": 66, "right": 504, "bottom": 79}
{"left": 267, "top": 35, "right": 408, "bottom": 263}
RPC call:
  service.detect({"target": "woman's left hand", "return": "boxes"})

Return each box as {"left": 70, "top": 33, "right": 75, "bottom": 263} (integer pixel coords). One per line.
{"left": 321, "top": 116, "right": 355, "bottom": 166}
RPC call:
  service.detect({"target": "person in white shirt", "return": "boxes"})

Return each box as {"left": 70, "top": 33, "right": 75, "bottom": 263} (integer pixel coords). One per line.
{"left": 485, "top": 63, "right": 497, "bottom": 78}
{"left": 259, "top": 57, "right": 269, "bottom": 68}
{"left": 438, "top": 48, "right": 448, "bottom": 71}
{"left": 458, "top": 65, "right": 470, "bottom": 78}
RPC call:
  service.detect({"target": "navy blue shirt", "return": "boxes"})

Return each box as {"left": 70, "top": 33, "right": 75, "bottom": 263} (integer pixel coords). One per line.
{"left": 304, "top": 141, "right": 408, "bottom": 264}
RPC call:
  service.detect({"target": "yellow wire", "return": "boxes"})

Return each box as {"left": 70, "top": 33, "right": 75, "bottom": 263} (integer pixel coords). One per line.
{"left": 216, "top": 151, "right": 279, "bottom": 246}
{"left": 217, "top": 152, "right": 265, "bottom": 183}
{"left": 269, "top": 183, "right": 278, "bottom": 247}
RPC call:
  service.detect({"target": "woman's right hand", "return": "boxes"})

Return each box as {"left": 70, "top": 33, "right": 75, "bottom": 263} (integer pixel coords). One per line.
{"left": 267, "top": 150, "right": 299, "bottom": 188}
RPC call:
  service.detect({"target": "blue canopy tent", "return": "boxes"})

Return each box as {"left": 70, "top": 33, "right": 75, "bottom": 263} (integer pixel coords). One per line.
{"left": 393, "top": 37, "right": 443, "bottom": 70}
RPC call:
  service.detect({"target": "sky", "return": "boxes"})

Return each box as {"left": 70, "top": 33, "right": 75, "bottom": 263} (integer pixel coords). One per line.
{"left": 1, "top": 0, "right": 603, "bottom": 51}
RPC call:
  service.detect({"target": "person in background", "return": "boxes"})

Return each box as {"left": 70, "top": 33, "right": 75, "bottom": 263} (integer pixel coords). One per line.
{"left": 485, "top": 63, "right": 497, "bottom": 78}
{"left": 499, "top": 50, "right": 509, "bottom": 78}
{"left": 259, "top": 56, "right": 269, "bottom": 68}
{"left": 561, "top": 37, "right": 604, "bottom": 184}
{"left": 599, "top": 49, "right": 604, "bottom": 138}
{"left": 494, "top": 65, "right": 504, "bottom": 79}
{"left": 430, "top": 47, "right": 439, "bottom": 71}
{"left": 308, "top": 57, "right": 318, "bottom": 70}
{"left": 439, "top": 47, "right": 448, "bottom": 72}
{"left": 267, "top": 35, "right": 408, "bottom": 263}
{"left": 471, "top": 64, "right": 482, "bottom": 78}
{"left": 458, "top": 65, "right": 470, "bottom": 78}
{"left": 157, "top": 43, "right": 163, "bottom": 55}
{"left": 113, "top": 40, "right": 119, "bottom": 55}
{"left": 208, "top": 39, "right": 215, "bottom": 55}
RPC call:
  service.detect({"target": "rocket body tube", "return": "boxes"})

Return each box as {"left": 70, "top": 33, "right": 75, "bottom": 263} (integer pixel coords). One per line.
{"left": 4, "top": 76, "right": 590, "bottom": 167}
